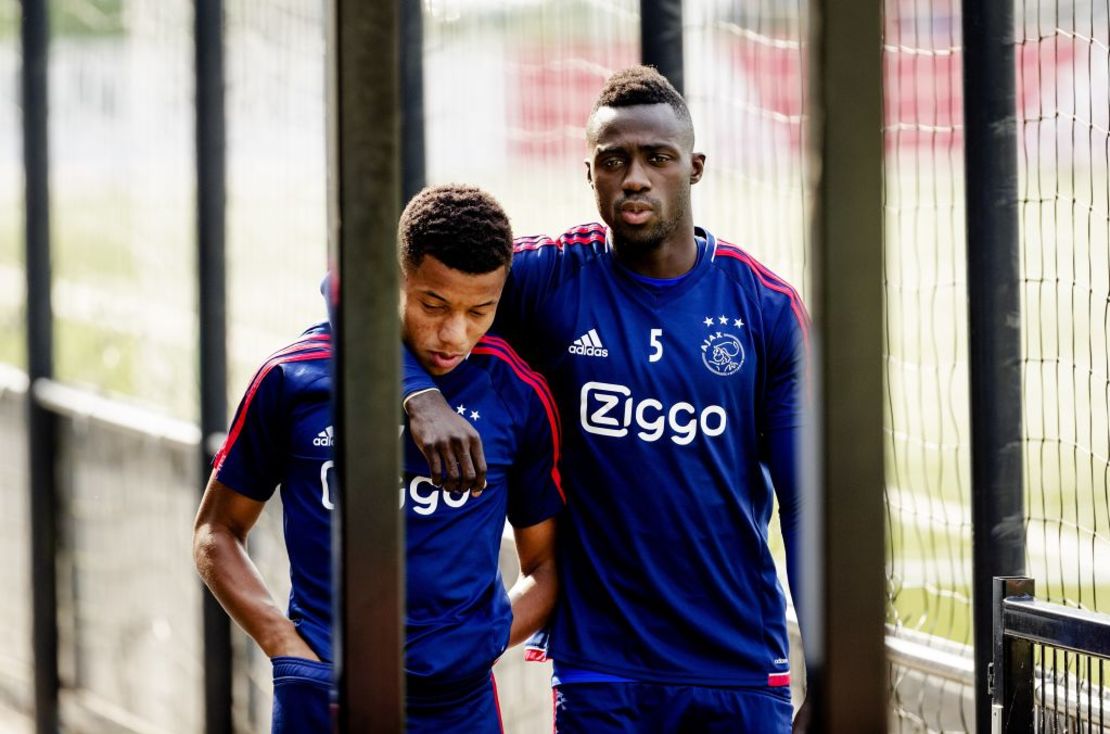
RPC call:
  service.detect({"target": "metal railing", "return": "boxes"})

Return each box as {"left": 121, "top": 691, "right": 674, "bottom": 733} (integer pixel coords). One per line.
{"left": 993, "top": 576, "right": 1110, "bottom": 733}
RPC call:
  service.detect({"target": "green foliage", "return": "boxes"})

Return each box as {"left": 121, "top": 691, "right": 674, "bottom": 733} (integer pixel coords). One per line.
{"left": 51, "top": 0, "right": 125, "bottom": 38}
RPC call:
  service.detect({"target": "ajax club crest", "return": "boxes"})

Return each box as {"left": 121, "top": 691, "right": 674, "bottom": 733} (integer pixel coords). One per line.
{"left": 700, "top": 314, "right": 746, "bottom": 376}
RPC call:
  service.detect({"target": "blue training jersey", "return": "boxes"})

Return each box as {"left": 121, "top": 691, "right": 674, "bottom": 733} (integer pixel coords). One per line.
{"left": 214, "top": 323, "right": 336, "bottom": 660}
{"left": 402, "top": 335, "right": 565, "bottom": 690}
{"left": 217, "top": 325, "right": 564, "bottom": 685}
{"left": 406, "top": 224, "right": 809, "bottom": 688}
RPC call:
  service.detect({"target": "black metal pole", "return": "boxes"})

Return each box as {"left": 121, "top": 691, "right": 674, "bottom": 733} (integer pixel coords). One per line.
{"left": 962, "top": 1, "right": 1024, "bottom": 730}
{"left": 806, "top": 0, "right": 887, "bottom": 729}
{"left": 993, "top": 577, "right": 1035, "bottom": 733}
{"left": 400, "top": 0, "right": 425, "bottom": 203}
{"left": 326, "top": 0, "right": 403, "bottom": 730}
{"left": 22, "top": 1, "right": 59, "bottom": 731}
{"left": 195, "top": 1, "right": 231, "bottom": 732}
{"left": 639, "top": 0, "right": 684, "bottom": 95}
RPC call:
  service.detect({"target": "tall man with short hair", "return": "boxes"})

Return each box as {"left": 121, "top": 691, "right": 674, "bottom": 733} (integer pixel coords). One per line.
{"left": 404, "top": 67, "right": 808, "bottom": 732}
{"left": 194, "top": 184, "right": 563, "bottom": 733}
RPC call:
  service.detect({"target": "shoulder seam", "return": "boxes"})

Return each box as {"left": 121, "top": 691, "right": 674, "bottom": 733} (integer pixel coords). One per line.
{"left": 214, "top": 346, "right": 331, "bottom": 470}
{"left": 513, "top": 222, "right": 607, "bottom": 253}
{"left": 712, "top": 241, "right": 810, "bottom": 348}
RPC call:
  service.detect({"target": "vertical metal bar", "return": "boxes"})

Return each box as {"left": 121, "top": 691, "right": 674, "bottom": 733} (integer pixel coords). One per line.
{"left": 22, "top": 1, "right": 58, "bottom": 731}
{"left": 805, "top": 0, "right": 886, "bottom": 729}
{"left": 1034, "top": 639, "right": 1043, "bottom": 728}
{"left": 962, "top": 0, "right": 1025, "bottom": 730}
{"left": 993, "top": 576, "right": 1035, "bottom": 733}
{"left": 1065, "top": 651, "right": 1071, "bottom": 730}
{"left": 400, "top": 0, "right": 425, "bottom": 203}
{"left": 326, "top": 0, "right": 403, "bottom": 730}
{"left": 1053, "top": 647, "right": 1059, "bottom": 731}
{"left": 195, "top": 0, "right": 231, "bottom": 732}
{"left": 638, "top": 0, "right": 684, "bottom": 95}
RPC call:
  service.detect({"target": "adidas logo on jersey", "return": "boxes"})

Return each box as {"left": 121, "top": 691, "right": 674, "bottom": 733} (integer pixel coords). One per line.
{"left": 313, "top": 425, "right": 334, "bottom": 447}
{"left": 568, "top": 329, "right": 608, "bottom": 358}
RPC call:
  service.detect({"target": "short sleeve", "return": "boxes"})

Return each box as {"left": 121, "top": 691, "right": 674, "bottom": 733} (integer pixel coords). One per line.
{"left": 213, "top": 365, "right": 289, "bottom": 501}
{"left": 401, "top": 342, "right": 438, "bottom": 399}
{"left": 494, "top": 236, "right": 564, "bottom": 353}
{"left": 506, "top": 376, "right": 565, "bottom": 528}
{"left": 762, "top": 297, "right": 809, "bottom": 432}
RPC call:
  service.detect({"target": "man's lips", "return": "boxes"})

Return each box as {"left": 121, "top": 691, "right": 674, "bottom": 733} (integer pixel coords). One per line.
{"left": 619, "top": 201, "right": 654, "bottom": 225}
{"left": 428, "top": 351, "right": 464, "bottom": 370}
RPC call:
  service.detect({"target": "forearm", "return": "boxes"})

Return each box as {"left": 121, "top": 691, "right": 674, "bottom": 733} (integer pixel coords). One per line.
{"left": 767, "top": 425, "right": 804, "bottom": 635}
{"left": 507, "top": 561, "right": 557, "bottom": 647}
{"left": 193, "top": 526, "right": 312, "bottom": 658}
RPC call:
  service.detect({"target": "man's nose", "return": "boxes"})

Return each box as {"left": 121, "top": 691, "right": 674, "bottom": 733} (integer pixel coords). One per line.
{"left": 438, "top": 313, "right": 468, "bottom": 348}
{"left": 623, "top": 158, "right": 651, "bottom": 192}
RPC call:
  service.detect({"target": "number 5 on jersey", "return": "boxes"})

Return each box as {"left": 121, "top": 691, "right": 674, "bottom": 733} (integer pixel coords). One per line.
{"left": 648, "top": 328, "right": 663, "bottom": 363}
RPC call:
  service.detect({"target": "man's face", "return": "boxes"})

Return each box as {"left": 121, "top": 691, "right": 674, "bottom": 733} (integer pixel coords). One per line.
{"left": 586, "top": 103, "right": 704, "bottom": 249}
{"left": 401, "top": 254, "right": 508, "bottom": 376}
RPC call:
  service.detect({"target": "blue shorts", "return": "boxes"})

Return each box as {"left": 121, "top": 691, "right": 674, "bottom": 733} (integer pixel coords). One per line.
{"left": 271, "top": 656, "right": 332, "bottom": 734}
{"left": 407, "top": 672, "right": 504, "bottom": 734}
{"left": 554, "top": 680, "right": 793, "bottom": 734}
{"left": 270, "top": 658, "right": 503, "bottom": 733}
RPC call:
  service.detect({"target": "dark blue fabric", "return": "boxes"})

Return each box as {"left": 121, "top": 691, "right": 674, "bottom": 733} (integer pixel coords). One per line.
{"left": 222, "top": 325, "right": 561, "bottom": 685}
{"left": 553, "top": 661, "right": 636, "bottom": 685}
{"left": 554, "top": 681, "right": 792, "bottom": 734}
{"left": 401, "top": 224, "right": 808, "bottom": 687}
{"left": 402, "top": 337, "right": 564, "bottom": 687}
{"left": 269, "top": 657, "right": 505, "bottom": 734}
{"left": 216, "top": 323, "right": 335, "bottom": 661}
{"left": 407, "top": 673, "right": 504, "bottom": 734}
{"left": 497, "top": 225, "right": 806, "bottom": 686}
{"left": 402, "top": 342, "right": 437, "bottom": 396}
{"left": 271, "top": 656, "right": 332, "bottom": 734}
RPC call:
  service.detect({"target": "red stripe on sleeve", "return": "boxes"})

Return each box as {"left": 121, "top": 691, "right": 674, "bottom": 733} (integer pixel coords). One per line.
{"left": 471, "top": 341, "right": 564, "bottom": 502}
{"left": 476, "top": 335, "right": 561, "bottom": 436}
{"left": 715, "top": 246, "right": 810, "bottom": 350}
{"left": 214, "top": 348, "right": 332, "bottom": 471}
{"left": 513, "top": 235, "right": 558, "bottom": 252}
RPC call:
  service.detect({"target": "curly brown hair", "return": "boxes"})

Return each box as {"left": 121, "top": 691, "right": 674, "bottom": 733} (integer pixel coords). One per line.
{"left": 399, "top": 184, "right": 513, "bottom": 274}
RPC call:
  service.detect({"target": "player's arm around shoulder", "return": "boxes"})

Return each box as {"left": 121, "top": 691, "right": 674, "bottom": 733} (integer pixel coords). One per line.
{"left": 193, "top": 477, "right": 320, "bottom": 661}
{"left": 402, "top": 343, "right": 488, "bottom": 495}
{"left": 501, "top": 351, "right": 565, "bottom": 647}
{"left": 507, "top": 517, "right": 558, "bottom": 647}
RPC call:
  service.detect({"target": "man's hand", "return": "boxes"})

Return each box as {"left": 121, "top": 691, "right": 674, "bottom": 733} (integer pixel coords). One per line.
{"left": 194, "top": 478, "right": 323, "bottom": 663}
{"left": 267, "top": 625, "right": 321, "bottom": 662}
{"left": 404, "top": 389, "right": 487, "bottom": 494}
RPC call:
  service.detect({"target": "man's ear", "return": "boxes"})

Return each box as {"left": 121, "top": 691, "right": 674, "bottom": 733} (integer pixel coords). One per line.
{"left": 690, "top": 152, "right": 706, "bottom": 185}
{"left": 585, "top": 159, "right": 594, "bottom": 189}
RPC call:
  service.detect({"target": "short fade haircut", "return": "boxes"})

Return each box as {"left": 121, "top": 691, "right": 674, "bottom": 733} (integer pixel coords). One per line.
{"left": 591, "top": 65, "right": 692, "bottom": 128}
{"left": 399, "top": 184, "right": 513, "bottom": 275}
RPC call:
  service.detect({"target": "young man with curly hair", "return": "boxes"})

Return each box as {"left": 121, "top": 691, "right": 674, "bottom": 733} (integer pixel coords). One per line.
{"left": 194, "top": 184, "right": 563, "bottom": 733}
{"left": 404, "top": 67, "right": 809, "bottom": 732}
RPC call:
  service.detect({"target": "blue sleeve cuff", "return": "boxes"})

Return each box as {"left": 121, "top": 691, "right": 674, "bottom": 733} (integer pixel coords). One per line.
{"left": 401, "top": 343, "right": 436, "bottom": 398}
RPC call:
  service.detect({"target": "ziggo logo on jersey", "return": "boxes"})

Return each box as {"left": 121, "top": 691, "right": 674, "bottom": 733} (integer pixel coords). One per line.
{"left": 580, "top": 381, "right": 728, "bottom": 445}
{"left": 319, "top": 464, "right": 472, "bottom": 515}
{"left": 400, "top": 476, "right": 472, "bottom": 515}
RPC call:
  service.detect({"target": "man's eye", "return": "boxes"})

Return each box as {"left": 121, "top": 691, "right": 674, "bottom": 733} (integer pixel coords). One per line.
{"left": 649, "top": 154, "right": 671, "bottom": 164}
{"left": 602, "top": 158, "right": 623, "bottom": 169}
{"left": 469, "top": 309, "right": 490, "bottom": 319}
{"left": 422, "top": 302, "right": 445, "bottom": 312}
